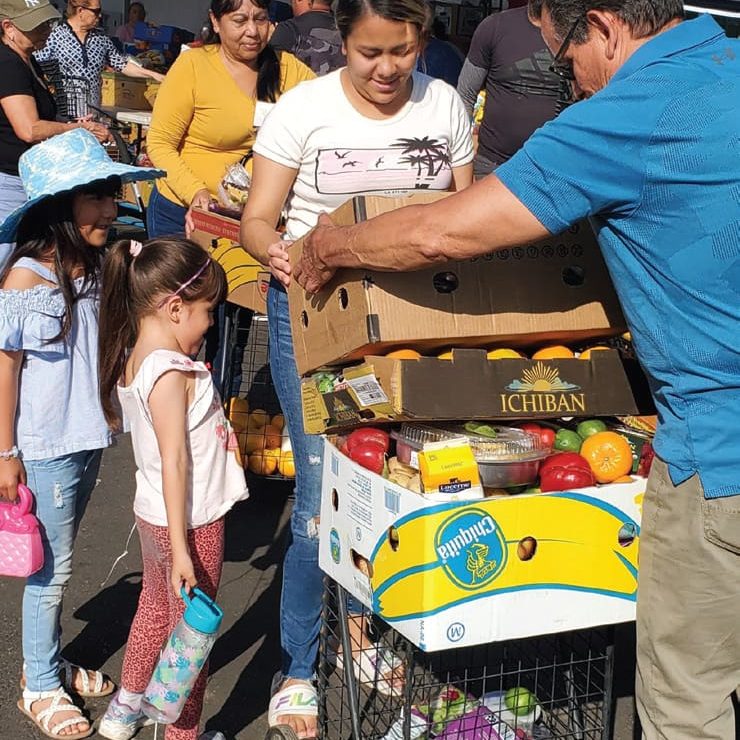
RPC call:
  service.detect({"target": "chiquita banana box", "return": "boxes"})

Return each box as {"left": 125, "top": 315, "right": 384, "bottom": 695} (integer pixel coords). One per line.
{"left": 319, "top": 439, "right": 644, "bottom": 651}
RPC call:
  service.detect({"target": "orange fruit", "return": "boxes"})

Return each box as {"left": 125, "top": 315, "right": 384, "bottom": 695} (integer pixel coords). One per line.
{"left": 437, "top": 349, "right": 454, "bottom": 360}
{"left": 244, "top": 432, "right": 266, "bottom": 454}
{"left": 612, "top": 475, "right": 634, "bottom": 484}
{"left": 263, "top": 424, "right": 282, "bottom": 449}
{"left": 247, "top": 409, "right": 269, "bottom": 430}
{"left": 248, "top": 449, "right": 278, "bottom": 476}
{"left": 487, "top": 348, "right": 523, "bottom": 360}
{"left": 278, "top": 450, "right": 295, "bottom": 478}
{"left": 580, "top": 431, "right": 633, "bottom": 484}
{"left": 270, "top": 413, "right": 285, "bottom": 431}
{"left": 531, "top": 345, "right": 575, "bottom": 360}
{"left": 579, "top": 346, "right": 610, "bottom": 360}
{"left": 228, "top": 397, "right": 249, "bottom": 432}
{"left": 385, "top": 349, "right": 422, "bottom": 360}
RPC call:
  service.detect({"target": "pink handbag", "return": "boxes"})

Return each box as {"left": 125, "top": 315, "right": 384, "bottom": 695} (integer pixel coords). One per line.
{"left": 0, "top": 483, "right": 44, "bottom": 577}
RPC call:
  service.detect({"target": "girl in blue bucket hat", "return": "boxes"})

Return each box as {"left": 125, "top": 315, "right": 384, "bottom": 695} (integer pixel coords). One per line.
{"left": 0, "top": 128, "right": 162, "bottom": 740}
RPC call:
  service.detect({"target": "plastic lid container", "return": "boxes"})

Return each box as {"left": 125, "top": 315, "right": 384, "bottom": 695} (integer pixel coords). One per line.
{"left": 182, "top": 587, "right": 224, "bottom": 634}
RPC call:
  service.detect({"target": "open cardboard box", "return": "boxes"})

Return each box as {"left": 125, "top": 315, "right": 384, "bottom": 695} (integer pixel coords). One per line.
{"left": 302, "top": 348, "right": 638, "bottom": 434}
{"left": 190, "top": 208, "right": 270, "bottom": 313}
{"left": 320, "top": 437, "right": 643, "bottom": 650}
{"left": 287, "top": 193, "right": 627, "bottom": 376}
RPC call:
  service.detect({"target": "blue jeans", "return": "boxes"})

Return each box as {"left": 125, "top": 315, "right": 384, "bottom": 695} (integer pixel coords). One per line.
{"left": 0, "top": 171, "right": 26, "bottom": 272}
{"left": 145, "top": 184, "right": 187, "bottom": 238}
{"left": 22, "top": 449, "right": 103, "bottom": 691}
{"left": 268, "top": 283, "right": 325, "bottom": 681}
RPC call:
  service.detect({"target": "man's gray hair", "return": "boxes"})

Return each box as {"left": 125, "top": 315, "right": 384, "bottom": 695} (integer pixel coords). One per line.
{"left": 528, "top": 0, "right": 684, "bottom": 43}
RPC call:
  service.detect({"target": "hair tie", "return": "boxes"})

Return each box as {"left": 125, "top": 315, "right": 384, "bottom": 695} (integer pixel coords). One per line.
{"left": 129, "top": 240, "right": 143, "bottom": 258}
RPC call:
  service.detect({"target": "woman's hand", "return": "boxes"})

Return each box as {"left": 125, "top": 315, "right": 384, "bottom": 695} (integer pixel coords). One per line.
{"left": 267, "top": 239, "right": 294, "bottom": 288}
{"left": 0, "top": 457, "right": 26, "bottom": 502}
{"left": 171, "top": 546, "right": 197, "bottom": 597}
{"left": 185, "top": 189, "right": 211, "bottom": 237}
{"left": 78, "top": 120, "right": 111, "bottom": 143}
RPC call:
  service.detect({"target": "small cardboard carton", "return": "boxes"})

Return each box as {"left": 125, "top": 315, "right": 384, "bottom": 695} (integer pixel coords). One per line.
{"left": 319, "top": 438, "right": 644, "bottom": 651}
{"left": 287, "top": 193, "right": 626, "bottom": 376}
{"left": 302, "top": 349, "right": 638, "bottom": 434}
{"left": 101, "top": 71, "right": 149, "bottom": 110}
{"left": 190, "top": 208, "right": 270, "bottom": 313}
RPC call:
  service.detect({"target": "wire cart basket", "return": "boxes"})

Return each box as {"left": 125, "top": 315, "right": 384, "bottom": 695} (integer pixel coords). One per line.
{"left": 268, "top": 579, "right": 615, "bottom": 740}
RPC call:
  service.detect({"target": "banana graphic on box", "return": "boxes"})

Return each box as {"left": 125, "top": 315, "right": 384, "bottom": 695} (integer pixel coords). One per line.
{"left": 210, "top": 237, "right": 270, "bottom": 307}
{"left": 368, "top": 492, "right": 641, "bottom": 622}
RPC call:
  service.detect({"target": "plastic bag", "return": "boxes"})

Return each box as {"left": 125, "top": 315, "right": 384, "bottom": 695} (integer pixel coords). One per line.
{"left": 217, "top": 161, "right": 251, "bottom": 213}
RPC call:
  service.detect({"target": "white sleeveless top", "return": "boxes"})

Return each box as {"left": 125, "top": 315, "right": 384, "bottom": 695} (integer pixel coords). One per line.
{"left": 117, "top": 349, "right": 248, "bottom": 528}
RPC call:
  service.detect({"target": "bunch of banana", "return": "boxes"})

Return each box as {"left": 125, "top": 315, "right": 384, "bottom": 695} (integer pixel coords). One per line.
{"left": 387, "top": 457, "right": 422, "bottom": 492}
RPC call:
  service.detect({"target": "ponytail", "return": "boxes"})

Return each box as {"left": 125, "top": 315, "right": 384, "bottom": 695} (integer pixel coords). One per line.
{"left": 98, "top": 239, "right": 138, "bottom": 428}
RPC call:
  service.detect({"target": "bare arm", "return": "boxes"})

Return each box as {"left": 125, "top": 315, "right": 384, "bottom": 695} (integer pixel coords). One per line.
{"left": 0, "top": 95, "right": 107, "bottom": 144}
{"left": 456, "top": 59, "right": 487, "bottom": 117}
{"left": 122, "top": 59, "right": 165, "bottom": 82}
{"left": 450, "top": 162, "right": 473, "bottom": 191}
{"left": 149, "top": 369, "right": 196, "bottom": 596}
{"left": 0, "top": 350, "right": 24, "bottom": 502}
{"left": 240, "top": 154, "right": 298, "bottom": 266}
{"left": 294, "top": 175, "right": 550, "bottom": 292}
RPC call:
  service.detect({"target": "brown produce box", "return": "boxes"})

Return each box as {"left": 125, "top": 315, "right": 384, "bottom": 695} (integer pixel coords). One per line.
{"left": 287, "top": 193, "right": 626, "bottom": 376}
{"left": 101, "top": 71, "right": 149, "bottom": 110}
{"left": 301, "top": 348, "right": 638, "bottom": 434}
{"left": 190, "top": 208, "right": 270, "bottom": 313}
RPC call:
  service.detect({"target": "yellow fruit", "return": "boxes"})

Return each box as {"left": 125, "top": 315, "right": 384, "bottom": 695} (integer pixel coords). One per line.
{"left": 228, "top": 397, "right": 249, "bottom": 431}
{"left": 385, "top": 349, "right": 422, "bottom": 360}
{"left": 248, "top": 409, "right": 269, "bottom": 430}
{"left": 263, "top": 424, "right": 282, "bottom": 449}
{"left": 579, "top": 346, "right": 610, "bottom": 360}
{"left": 244, "top": 432, "right": 266, "bottom": 454}
{"left": 270, "top": 413, "right": 285, "bottom": 431}
{"left": 437, "top": 350, "right": 454, "bottom": 360}
{"left": 248, "top": 449, "right": 278, "bottom": 476}
{"left": 531, "top": 345, "right": 575, "bottom": 360}
{"left": 278, "top": 450, "right": 295, "bottom": 478}
{"left": 487, "top": 348, "right": 523, "bottom": 360}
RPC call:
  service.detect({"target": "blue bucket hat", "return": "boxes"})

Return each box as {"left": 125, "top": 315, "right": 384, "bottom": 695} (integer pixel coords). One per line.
{"left": 0, "top": 129, "right": 165, "bottom": 243}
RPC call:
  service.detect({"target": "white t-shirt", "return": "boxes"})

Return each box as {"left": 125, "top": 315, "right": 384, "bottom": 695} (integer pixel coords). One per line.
{"left": 254, "top": 69, "right": 474, "bottom": 240}
{"left": 118, "top": 350, "right": 249, "bottom": 528}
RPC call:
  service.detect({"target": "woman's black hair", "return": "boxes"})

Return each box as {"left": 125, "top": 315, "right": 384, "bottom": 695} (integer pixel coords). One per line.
{"left": 204, "top": 0, "right": 282, "bottom": 102}
{"left": 334, "top": 0, "right": 432, "bottom": 41}
{"left": 0, "top": 176, "right": 121, "bottom": 342}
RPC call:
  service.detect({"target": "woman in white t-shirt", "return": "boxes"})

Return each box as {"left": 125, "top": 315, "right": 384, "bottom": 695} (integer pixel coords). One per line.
{"left": 241, "top": 0, "right": 472, "bottom": 735}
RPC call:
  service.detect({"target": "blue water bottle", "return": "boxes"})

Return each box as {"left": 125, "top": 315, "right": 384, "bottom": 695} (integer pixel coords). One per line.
{"left": 141, "top": 587, "right": 223, "bottom": 724}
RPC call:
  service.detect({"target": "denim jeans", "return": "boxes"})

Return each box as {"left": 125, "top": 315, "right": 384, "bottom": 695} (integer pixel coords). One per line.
{"left": 22, "top": 449, "right": 103, "bottom": 691}
{"left": 0, "top": 171, "right": 26, "bottom": 272}
{"left": 267, "top": 283, "right": 325, "bottom": 681}
{"left": 145, "top": 185, "right": 187, "bottom": 238}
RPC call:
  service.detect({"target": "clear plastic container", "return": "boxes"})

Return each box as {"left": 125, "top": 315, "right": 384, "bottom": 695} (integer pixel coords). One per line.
{"left": 392, "top": 423, "right": 551, "bottom": 488}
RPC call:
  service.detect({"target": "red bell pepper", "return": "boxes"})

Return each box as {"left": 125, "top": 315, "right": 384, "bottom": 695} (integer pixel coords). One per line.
{"left": 346, "top": 427, "right": 390, "bottom": 454}
{"left": 348, "top": 441, "right": 386, "bottom": 475}
{"left": 539, "top": 452, "right": 595, "bottom": 492}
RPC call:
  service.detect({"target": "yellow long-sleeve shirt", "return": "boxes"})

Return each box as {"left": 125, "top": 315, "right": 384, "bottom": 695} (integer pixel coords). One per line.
{"left": 147, "top": 45, "right": 314, "bottom": 207}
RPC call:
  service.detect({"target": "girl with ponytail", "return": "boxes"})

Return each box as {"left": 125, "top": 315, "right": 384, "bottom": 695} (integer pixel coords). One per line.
{"left": 97, "top": 237, "right": 247, "bottom": 740}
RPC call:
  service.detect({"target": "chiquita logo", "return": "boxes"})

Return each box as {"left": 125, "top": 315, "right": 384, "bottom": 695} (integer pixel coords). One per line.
{"left": 434, "top": 509, "right": 506, "bottom": 590}
{"left": 501, "top": 362, "right": 585, "bottom": 414}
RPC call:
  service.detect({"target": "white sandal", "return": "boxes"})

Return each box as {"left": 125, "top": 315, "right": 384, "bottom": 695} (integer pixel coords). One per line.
{"left": 17, "top": 686, "right": 93, "bottom": 740}
{"left": 268, "top": 680, "right": 318, "bottom": 728}
{"left": 21, "top": 658, "right": 116, "bottom": 698}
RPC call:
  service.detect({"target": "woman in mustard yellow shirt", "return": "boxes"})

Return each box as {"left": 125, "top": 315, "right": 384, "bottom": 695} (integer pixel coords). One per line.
{"left": 146, "top": 0, "right": 314, "bottom": 237}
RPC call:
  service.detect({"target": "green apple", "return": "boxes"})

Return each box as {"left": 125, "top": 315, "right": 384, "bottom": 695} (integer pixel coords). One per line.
{"left": 504, "top": 686, "right": 538, "bottom": 717}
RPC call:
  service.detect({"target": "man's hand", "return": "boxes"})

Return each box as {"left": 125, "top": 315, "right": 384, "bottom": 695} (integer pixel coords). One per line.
{"left": 294, "top": 213, "right": 338, "bottom": 293}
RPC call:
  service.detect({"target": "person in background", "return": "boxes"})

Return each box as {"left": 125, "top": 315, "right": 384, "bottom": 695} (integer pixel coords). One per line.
{"left": 0, "top": 128, "right": 162, "bottom": 740}
{"left": 269, "top": 0, "right": 345, "bottom": 75}
{"left": 241, "top": 0, "right": 473, "bottom": 733}
{"left": 34, "top": 0, "right": 163, "bottom": 119}
{"left": 97, "top": 238, "right": 247, "bottom": 740}
{"left": 295, "top": 1, "right": 740, "bottom": 736}
{"left": 457, "top": 1, "right": 561, "bottom": 178}
{"left": 0, "top": 0, "right": 108, "bottom": 271}
{"left": 116, "top": 1, "right": 146, "bottom": 45}
{"left": 417, "top": 17, "right": 464, "bottom": 86}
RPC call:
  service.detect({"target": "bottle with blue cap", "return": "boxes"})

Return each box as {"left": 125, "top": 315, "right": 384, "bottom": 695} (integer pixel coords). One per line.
{"left": 141, "top": 587, "right": 224, "bottom": 724}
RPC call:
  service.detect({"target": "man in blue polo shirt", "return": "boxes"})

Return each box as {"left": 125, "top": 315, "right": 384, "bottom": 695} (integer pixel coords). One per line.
{"left": 293, "top": 1, "right": 740, "bottom": 735}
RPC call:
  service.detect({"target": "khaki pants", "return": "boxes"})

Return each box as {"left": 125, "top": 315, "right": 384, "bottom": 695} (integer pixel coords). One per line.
{"left": 636, "top": 457, "right": 740, "bottom": 739}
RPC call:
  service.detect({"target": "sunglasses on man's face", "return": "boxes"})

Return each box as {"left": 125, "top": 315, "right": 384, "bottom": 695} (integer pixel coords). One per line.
{"left": 549, "top": 16, "right": 581, "bottom": 82}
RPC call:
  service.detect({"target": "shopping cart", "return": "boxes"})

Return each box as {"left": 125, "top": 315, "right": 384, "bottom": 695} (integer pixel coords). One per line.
{"left": 267, "top": 579, "right": 615, "bottom": 740}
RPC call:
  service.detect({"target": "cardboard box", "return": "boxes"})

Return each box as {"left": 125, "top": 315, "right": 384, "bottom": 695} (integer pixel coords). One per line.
{"left": 288, "top": 194, "right": 626, "bottom": 376}
{"left": 302, "top": 349, "right": 638, "bottom": 433}
{"left": 319, "top": 438, "right": 644, "bottom": 651}
{"left": 101, "top": 72, "right": 149, "bottom": 110}
{"left": 189, "top": 208, "right": 271, "bottom": 313}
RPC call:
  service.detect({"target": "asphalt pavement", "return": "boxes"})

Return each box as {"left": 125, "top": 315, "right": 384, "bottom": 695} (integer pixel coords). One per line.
{"left": 0, "top": 435, "right": 640, "bottom": 740}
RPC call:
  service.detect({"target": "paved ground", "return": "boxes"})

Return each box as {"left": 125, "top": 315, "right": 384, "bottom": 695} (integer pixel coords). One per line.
{"left": 0, "top": 433, "right": 641, "bottom": 740}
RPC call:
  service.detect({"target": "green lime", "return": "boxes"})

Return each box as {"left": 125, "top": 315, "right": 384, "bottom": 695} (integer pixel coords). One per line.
{"left": 504, "top": 687, "right": 538, "bottom": 717}
{"left": 554, "top": 428, "right": 583, "bottom": 452}
{"left": 576, "top": 419, "right": 608, "bottom": 439}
